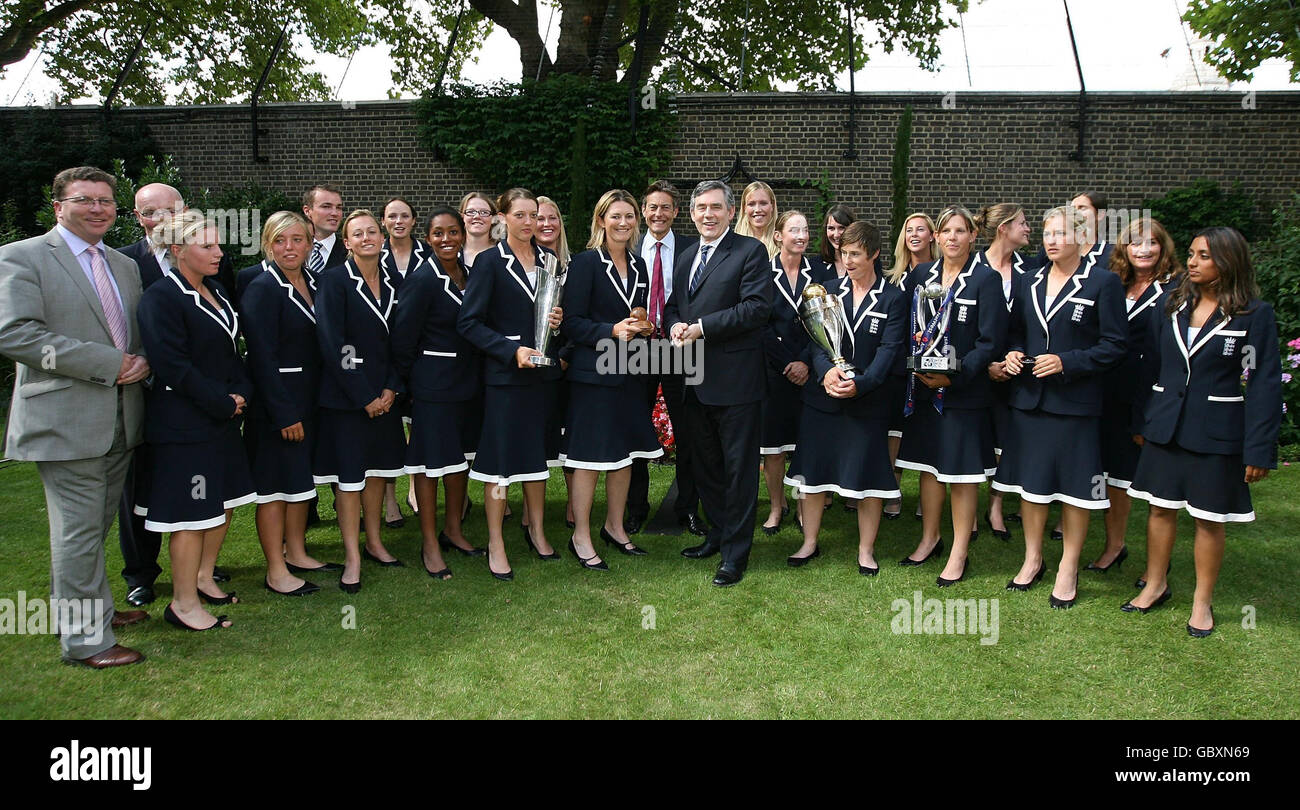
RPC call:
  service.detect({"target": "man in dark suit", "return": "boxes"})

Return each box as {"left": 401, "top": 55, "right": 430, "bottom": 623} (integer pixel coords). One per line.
{"left": 664, "top": 180, "right": 771, "bottom": 586}
{"left": 627, "top": 180, "right": 705, "bottom": 536}
{"left": 303, "top": 184, "right": 347, "bottom": 273}
{"left": 118, "top": 183, "right": 236, "bottom": 293}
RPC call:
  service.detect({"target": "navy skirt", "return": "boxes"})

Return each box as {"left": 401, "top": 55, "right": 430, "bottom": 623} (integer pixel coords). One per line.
{"left": 471, "top": 381, "right": 558, "bottom": 485}
{"left": 405, "top": 398, "right": 475, "bottom": 478}
{"left": 992, "top": 408, "right": 1108, "bottom": 509}
{"left": 564, "top": 379, "right": 663, "bottom": 470}
{"left": 313, "top": 407, "right": 406, "bottom": 491}
{"left": 135, "top": 423, "right": 257, "bottom": 532}
{"left": 896, "top": 399, "right": 996, "bottom": 484}
{"left": 244, "top": 415, "right": 316, "bottom": 503}
{"left": 785, "top": 406, "right": 899, "bottom": 499}
{"left": 1100, "top": 398, "right": 1141, "bottom": 489}
{"left": 1129, "top": 440, "right": 1255, "bottom": 523}
{"left": 761, "top": 373, "right": 803, "bottom": 454}
{"left": 885, "top": 373, "right": 907, "bottom": 439}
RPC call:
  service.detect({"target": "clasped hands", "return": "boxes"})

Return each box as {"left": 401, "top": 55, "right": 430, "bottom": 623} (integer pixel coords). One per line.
{"left": 1004, "top": 350, "right": 1063, "bottom": 378}
{"left": 117, "top": 353, "right": 150, "bottom": 385}
{"left": 364, "top": 389, "right": 396, "bottom": 418}
{"left": 668, "top": 321, "right": 703, "bottom": 346}
{"left": 822, "top": 366, "right": 857, "bottom": 399}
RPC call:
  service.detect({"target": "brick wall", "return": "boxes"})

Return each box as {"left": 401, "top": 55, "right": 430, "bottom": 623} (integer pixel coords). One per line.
{"left": 8, "top": 91, "right": 1299, "bottom": 245}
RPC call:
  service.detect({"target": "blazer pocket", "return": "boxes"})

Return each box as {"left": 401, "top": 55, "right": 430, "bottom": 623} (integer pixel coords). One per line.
{"left": 19, "top": 377, "right": 74, "bottom": 398}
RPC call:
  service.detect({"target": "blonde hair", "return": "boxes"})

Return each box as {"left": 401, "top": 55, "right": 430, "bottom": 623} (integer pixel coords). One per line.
{"left": 340, "top": 208, "right": 379, "bottom": 253}
{"left": 260, "top": 211, "right": 312, "bottom": 258}
{"left": 537, "top": 196, "right": 572, "bottom": 267}
{"left": 735, "top": 181, "right": 778, "bottom": 257}
{"left": 1042, "top": 205, "right": 1089, "bottom": 242}
{"left": 587, "top": 189, "right": 641, "bottom": 252}
{"left": 973, "top": 203, "right": 1024, "bottom": 244}
{"left": 773, "top": 209, "right": 808, "bottom": 253}
{"left": 888, "top": 212, "right": 937, "bottom": 284}
{"left": 150, "top": 209, "right": 213, "bottom": 252}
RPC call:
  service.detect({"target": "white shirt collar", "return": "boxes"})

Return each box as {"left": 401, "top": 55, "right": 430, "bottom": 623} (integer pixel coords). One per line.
{"left": 315, "top": 231, "right": 337, "bottom": 258}
{"left": 699, "top": 227, "right": 729, "bottom": 252}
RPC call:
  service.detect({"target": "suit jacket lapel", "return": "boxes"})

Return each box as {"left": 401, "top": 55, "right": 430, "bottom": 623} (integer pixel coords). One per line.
{"left": 1127, "top": 280, "right": 1164, "bottom": 322}
{"left": 269, "top": 261, "right": 316, "bottom": 324}
{"left": 691, "top": 232, "right": 731, "bottom": 296}
{"left": 500, "top": 242, "right": 536, "bottom": 302}
{"left": 347, "top": 259, "right": 391, "bottom": 332}
{"left": 1188, "top": 307, "right": 1228, "bottom": 357}
{"left": 1029, "top": 267, "right": 1050, "bottom": 336}
{"left": 835, "top": 275, "right": 856, "bottom": 354}
{"left": 770, "top": 255, "right": 800, "bottom": 314}
{"left": 602, "top": 249, "right": 634, "bottom": 310}
{"left": 47, "top": 231, "right": 113, "bottom": 338}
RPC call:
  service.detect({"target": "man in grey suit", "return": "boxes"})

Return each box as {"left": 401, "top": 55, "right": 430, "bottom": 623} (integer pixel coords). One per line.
{"left": 0, "top": 166, "right": 152, "bottom": 667}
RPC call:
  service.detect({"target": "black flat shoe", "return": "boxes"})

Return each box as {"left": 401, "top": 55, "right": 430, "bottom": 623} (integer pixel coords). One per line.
{"left": 212, "top": 566, "right": 231, "bottom": 583}
{"left": 1049, "top": 575, "right": 1078, "bottom": 609}
{"left": 985, "top": 511, "right": 1011, "bottom": 541}
{"left": 762, "top": 505, "right": 788, "bottom": 535}
{"left": 264, "top": 579, "right": 320, "bottom": 596}
{"left": 419, "top": 548, "right": 452, "bottom": 581}
{"left": 438, "top": 531, "right": 485, "bottom": 557}
{"left": 339, "top": 579, "right": 361, "bottom": 594}
{"left": 936, "top": 559, "right": 967, "bottom": 588}
{"left": 362, "top": 548, "right": 404, "bottom": 567}
{"left": 286, "top": 561, "right": 344, "bottom": 574}
{"left": 1050, "top": 528, "right": 1063, "bottom": 541}
{"left": 567, "top": 519, "right": 578, "bottom": 530}
{"left": 164, "top": 604, "right": 228, "bottom": 631}
{"left": 196, "top": 588, "right": 238, "bottom": 605}
{"left": 568, "top": 538, "right": 609, "bottom": 571}
{"left": 1086, "top": 545, "right": 1128, "bottom": 573}
{"left": 523, "top": 526, "right": 560, "bottom": 560}
{"left": 1121, "top": 587, "right": 1171, "bottom": 614}
{"left": 883, "top": 498, "right": 902, "bottom": 520}
{"left": 858, "top": 564, "right": 879, "bottom": 576}
{"left": 786, "top": 546, "right": 820, "bottom": 567}
{"left": 899, "top": 540, "right": 943, "bottom": 567}
{"left": 1187, "top": 607, "right": 1215, "bottom": 638}
{"left": 601, "top": 526, "right": 647, "bottom": 556}
{"left": 1006, "top": 561, "right": 1047, "bottom": 591}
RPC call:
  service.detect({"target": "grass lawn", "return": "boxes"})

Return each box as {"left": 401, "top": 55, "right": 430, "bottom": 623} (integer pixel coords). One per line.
{"left": 0, "top": 458, "right": 1297, "bottom": 719}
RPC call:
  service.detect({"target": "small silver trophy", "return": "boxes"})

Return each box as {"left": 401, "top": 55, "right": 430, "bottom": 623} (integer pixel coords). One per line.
{"left": 799, "top": 283, "right": 856, "bottom": 374}
{"left": 530, "top": 253, "right": 564, "bottom": 367}
{"left": 906, "top": 281, "right": 962, "bottom": 373}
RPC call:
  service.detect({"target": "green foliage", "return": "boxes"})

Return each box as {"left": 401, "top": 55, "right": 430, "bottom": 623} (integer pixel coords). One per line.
{"left": 1141, "top": 179, "right": 1262, "bottom": 259}
{"left": 1253, "top": 194, "right": 1300, "bottom": 446}
{"left": 797, "top": 170, "right": 834, "bottom": 256}
{"left": 890, "top": 104, "right": 914, "bottom": 248}
{"left": 1183, "top": 0, "right": 1300, "bottom": 83}
{"left": 416, "top": 76, "right": 677, "bottom": 234}
{"left": 0, "top": 109, "right": 160, "bottom": 239}
{"left": 0, "top": 201, "right": 23, "bottom": 247}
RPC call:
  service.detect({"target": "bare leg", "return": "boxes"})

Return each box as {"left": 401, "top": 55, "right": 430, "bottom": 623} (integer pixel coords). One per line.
{"left": 569, "top": 468, "right": 601, "bottom": 561}
{"left": 858, "top": 496, "right": 883, "bottom": 568}
{"left": 383, "top": 480, "right": 402, "bottom": 523}
{"left": 169, "top": 529, "right": 228, "bottom": 627}
{"left": 414, "top": 475, "right": 449, "bottom": 575}
{"left": 885, "top": 436, "right": 903, "bottom": 516}
{"left": 1189, "top": 517, "right": 1225, "bottom": 631}
{"left": 441, "top": 471, "right": 472, "bottom": 549}
{"left": 762, "top": 453, "right": 787, "bottom": 528}
{"left": 1132, "top": 504, "right": 1176, "bottom": 607}
{"left": 1094, "top": 485, "right": 1131, "bottom": 567}
{"left": 792, "top": 490, "right": 822, "bottom": 557}
{"left": 1013, "top": 500, "right": 1048, "bottom": 584}
{"left": 258, "top": 502, "right": 308, "bottom": 592}
{"left": 1053, "top": 504, "right": 1090, "bottom": 600}
{"left": 362, "top": 477, "right": 396, "bottom": 561}
{"left": 484, "top": 484, "right": 511, "bottom": 575}
{"left": 906, "top": 472, "right": 945, "bottom": 561}
{"left": 523, "top": 479, "right": 554, "bottom": 555}
{"left": 197, "top": 509, "right": 235, "bottom": 600}
{"left": 336, "top": 490, "right": 362, "bottom": 586}
{"left": 564, "top": 469, "right": 575, "bottom": 525}
{"left": 603, "top": 466, "right": 636, "bottom": 551}
{"left": 939, "top": 482, "right": 977, "bottom": 579}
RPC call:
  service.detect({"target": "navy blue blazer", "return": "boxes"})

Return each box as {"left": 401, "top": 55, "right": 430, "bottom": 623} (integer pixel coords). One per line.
{"left": 137, "top": 272, "right": 249, "bottom": 443}
{"left": 391, "top": 257, "right": 480, "bottom": 402}
{"left": 381, "top": 238, "right": 431, "bottom": 291}
{"left": 902, "top": 255, "right": 1008, "bottom": 409}
{"left": 662, "top": 229, "right": 772, "bottom": 406}
{"left": 561, "top": 248, "right": 649, "bottom": 387}
{"left": 1104, "top": 278, "right": 1170, "bottom": 426}
{"left": 116, "top": 238, "right": 166, "bottom": 291}
{"left": 978, "top": 250, "right": 1033, "bottom": 402}
{"left": 1006, "top": 256, "right": 1127, "bottom": 416}
{"left": 1140, "top": 295, "right": 1281, "bottom": 468}
{"left": 763, "top": 254, "right": 836, "bottom": 375}
{"left": 240, "top": 261, "right": 321, "bottom": 430}
{"left": 457, "top": 240, "right": 563, "bottom": 387}
{"left": 800, "top": 274, "right": 908, "bottom": 419}
{"left": 315, "top": 259, "right": 402, "bottom": 411}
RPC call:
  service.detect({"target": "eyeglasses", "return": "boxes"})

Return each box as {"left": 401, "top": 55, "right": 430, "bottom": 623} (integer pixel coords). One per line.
{"left": 59, "top": 196, "right": 117, "bottom": 209}
{"left": 463, "top": 209, "right": 492, "bottom": 218}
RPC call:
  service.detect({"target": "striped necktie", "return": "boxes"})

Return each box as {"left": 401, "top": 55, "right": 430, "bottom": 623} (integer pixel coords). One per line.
{"left": 86, "top": 245, "right": 128, "bottom": 352}
{"left": 308, "top": 242, "right": 325, "bottom": 274}
{"left": 689, "top": 244, "right": 711, "bottom": 297}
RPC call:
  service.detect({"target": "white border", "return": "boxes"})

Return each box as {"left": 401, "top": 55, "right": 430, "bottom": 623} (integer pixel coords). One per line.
{"left": 1127, "top": 487, "right": 1255, "bottom": 523}
{"left": 990, "top": 481, "right": 1109, "bottom": 510}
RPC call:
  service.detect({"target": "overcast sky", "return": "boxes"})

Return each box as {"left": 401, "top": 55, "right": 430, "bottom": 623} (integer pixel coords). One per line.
{"left": 3, "top": 0, "right": 1297, "bottom": 105}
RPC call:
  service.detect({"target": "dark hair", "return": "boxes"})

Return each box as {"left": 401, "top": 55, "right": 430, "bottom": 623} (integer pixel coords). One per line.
{"left": 1072, "top": 190, "right": 1109, "bottom": 211}
{"left": 819, "top": 203, "right": 856, "bottom": 264}
{"left": 840, "top": 220, "right": 881, "bottom": 258}
{"left": 302, "top": 183, "right": 342, "bottom": 209}
{"left": 642, "top": 179, "right": 679, "bottom": 208}
{"left": 1166, "top": 226, "right": 1259, "bottom": 318}
{"left": 426, "top": 205, "right": 465, "bottom": 238}
{"left": 52, "top": 166, "right": 116, "bottom": 199}
{"left": 382, "top": 196, "right": 416, "bottom": 222}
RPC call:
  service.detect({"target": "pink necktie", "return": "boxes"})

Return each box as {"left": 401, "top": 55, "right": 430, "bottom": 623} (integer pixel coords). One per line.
{"left": 86, "top": 245, "right": 128, "bottom": 352}
{"left": 649, "top": 242, "right": 665, "bottom": 336}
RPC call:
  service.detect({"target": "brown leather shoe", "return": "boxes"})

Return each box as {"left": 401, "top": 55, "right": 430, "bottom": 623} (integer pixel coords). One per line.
{"left": 112, "top": 610, "right": 150, "bottom": 628}
{"left": 64, "top": 645, "right": 145, "bottom": 669}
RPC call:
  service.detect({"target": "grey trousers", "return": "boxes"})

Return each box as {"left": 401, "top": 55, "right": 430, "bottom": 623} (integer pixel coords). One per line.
{"left": 35, "top": 395, "right": 130, "bottom": 659}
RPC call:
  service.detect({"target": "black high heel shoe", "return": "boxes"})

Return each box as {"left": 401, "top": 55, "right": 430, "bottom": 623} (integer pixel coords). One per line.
{"left": 601, "top": 526, "right": 647, "bottom": 556}
{"left": 523, "top": 525, "right": 560, "bottom": 560}
{"left": 762, "top": 504, "right": 789, "bottom": 536}
{"left": 1049, "top": 574, "right": 1078, "bottom": 609}
{"left": 438, "top": 531, "right": 485, "bottom": 557}
{"left": 568, "top": 538, "right": 609, "bottom": 571}
{"left": 1121, "top": 587, "right": 1171, "bottom": 614}
{"left": 858, "top": 563, "right": 879, "bottom": 576}
{"left": 1006, "top": 561, "right": 1046, "bottom": 591}
{"left": 1086, "top": 545, "right": 1128, "bottom": 573}
{"left": 1187, "top": 607, "right": 1215, "bottom": 638}
{"left": 486, "top": 560, "right": 514, "bottom": 582}
{"left": 419, "top": 547, "right": 452, "bottom": 581}
{"left": 898, "top": 539, "right": 943, "bottom": 567}
{"left": 786, "top": 546, "right": 820, "bottom": 567}
{"left": 936, "top": 558, "right": 967, "bottom": 588}
{"left": 984, "top": 511, "right": 1011, "bottom": 541}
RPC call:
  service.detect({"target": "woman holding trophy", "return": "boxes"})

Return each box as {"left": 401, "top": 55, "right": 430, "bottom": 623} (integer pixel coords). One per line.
{"left": 560, "top": 190, "right": 664, "bottom": 569}
{"left": 457, "top": 188, "right": 565, "bottom": 581}
{"left": 895, "top": 206, "right": 1007, "bottom": 587}
{"left": 783, "top": 221, "right": 907, "bottom": 572}
{"left": 760, "top": 211, "right": 834, "bottom": 534}
{"left": 994, "top": 206, "right": 1126, "bottom": 608}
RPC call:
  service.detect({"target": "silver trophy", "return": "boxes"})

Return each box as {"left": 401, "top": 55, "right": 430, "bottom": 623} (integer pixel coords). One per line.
{"left": 799, "top": 283, "right": 856, "bottom": 374}
{"left": 906, "top": 281, "right": 962, "bottom": 373}
{"left": 529, "top": 253, "right": 564, "bottom": 367}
